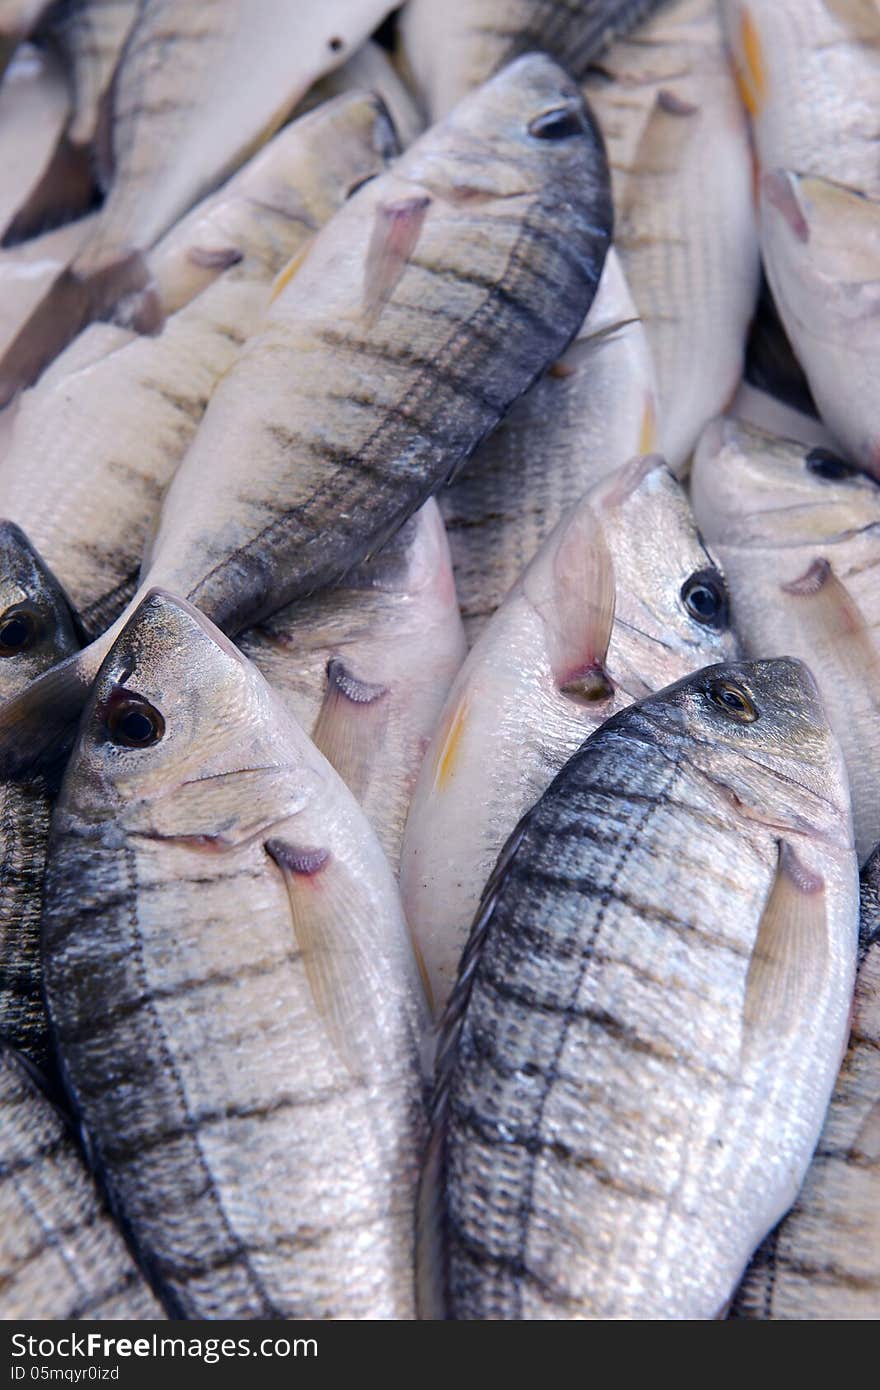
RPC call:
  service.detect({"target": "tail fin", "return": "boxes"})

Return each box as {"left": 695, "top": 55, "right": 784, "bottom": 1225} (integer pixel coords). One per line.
{"left": 0, "top": 637, "right": 110, "bottom": 778}
{"left": 0, "top": 249, "right": 155, "bottom": 406}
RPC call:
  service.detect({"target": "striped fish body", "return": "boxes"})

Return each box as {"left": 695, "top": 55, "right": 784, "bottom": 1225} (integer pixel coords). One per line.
{"left": 691, "top": 417, "right": 880, "bottom": 864}
{"left": 441, "top": 249, "right": 658, "bottom": 644}
{"left": 586, "top": 0, "right": 760, "bottom": 472}
{"left": 733, "top": 845, "right": 880, "bottom": 1319}
{"left": 0, "top": 94, "right": 396, "bottom": 641}
{"left": 721, "top": 0, "right": 880, "bottom": 199}
{"left": 139, "top": 55, "right": 612, "bottom": 634}
{"left": 402, "top": 458, "right": 739, "bottom": 1017}
{"left": 240, "top": 499, "right": 466, "bottom": 871}
{"left": 0, "top": 1047, "right": 163, "bottom": 1319}
{"left": 0, "top": 523, "right": 82, "bottom": 1068}
{"left": 401, "top": 0, "right": 667, "bottom": 119}
{"left": 43, "top": 592, "right": 428, "bottom": 1320}
{"left": 422, "top": 659, "right": 858, "bottom": 1318}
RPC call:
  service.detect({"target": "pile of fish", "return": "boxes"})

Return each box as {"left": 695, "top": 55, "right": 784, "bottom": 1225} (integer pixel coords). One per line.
{"left": 0, "top": 0, "right": 877, "bottom": 1322}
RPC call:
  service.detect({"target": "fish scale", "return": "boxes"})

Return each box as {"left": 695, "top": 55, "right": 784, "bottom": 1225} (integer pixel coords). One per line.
{"left": 421, "top": 659, "right": 858, "bottom": 1318}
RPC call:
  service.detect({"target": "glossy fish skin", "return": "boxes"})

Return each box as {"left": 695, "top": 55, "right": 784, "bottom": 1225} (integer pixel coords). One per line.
{"left": 0, "top": 1047, "right": 164, "bottom": 1320}
{"left": 140, "top": 55, "right": 613, "bottom": 635}
{"left": 294, "top": 39, "right": 425, "bottom": 148}
{"left": 586, "top": 0, "right": 760, "bottom": 473}
{"left": 43, "top": 591, "right": 428, "bottom": 1320}
{"left": 759, "top": 172, "right": 880, "bottom": 478}
{"left": 400, "top": 0, "right": 666, "bottom": 119}
{"left": 421, "top": 659, "right": 858, "bottom": 1319}
{"left": 0, "top": 0, "right": 398, "bottom": 401}
{"left": 0, "top": 93, "right": 397, "bottom": 641}
{"left": 241, "top": 500, "right": 466, "bottom": 871}
{"left": 0, "top": 523, "right": 82, "bottom": 1069}
{"left": 691, "top": 417, "right": 880, "bottom": 864}
{"left": 48, "top": 0, "right": 140, "bottom": 156}
{"left": 441, "top": 248, "right": 658, "bottom": 643}
{"left": 402, "top": 457, "right": 739, "bottom": 1017}
{"left": 721, "top": 0, "right": 880, "bottom": 200}
{"left": 732, "top": 845, "right": 880, "bottom": 1320}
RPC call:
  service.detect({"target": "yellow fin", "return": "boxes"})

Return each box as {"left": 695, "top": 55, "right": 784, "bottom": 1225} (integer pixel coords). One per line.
{"left": 269, "top": 238, "right": 313, "bottom": 304}
{"left": 431, "top": 692, "right": 469, "bottom": 795}
{"left": 363, "top": 194, "right": 430, "bottom": 322}
{"left": 266, "top": 837, "right": 370, "bottom": 1076}
{"left": 310, "top": 658, "right": 389, "bottom": 804}
{"left": 743, "top": 841, "right": 827, "bottom": 1057}
{"left": 734, "top": 6, "right": 768, "bottom": 119}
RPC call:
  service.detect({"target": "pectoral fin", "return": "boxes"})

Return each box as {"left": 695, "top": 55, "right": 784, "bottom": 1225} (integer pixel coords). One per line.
{"left": 534, "top": 506, "right": 616, "bottom": 705}
{"left": 266, "top": 837, "right": 370, "bottom": 1076}
{"left": 781, "top": 557, "right": 880, "bottom": 693}
{"left": 311, "top": 658, "right": 389, "bottom": 804}
{"left": 743, "top": 840, "right": 827, "bottom": 1058}
{"left": 363, "top": 194, "right": 431, "bottom": 321}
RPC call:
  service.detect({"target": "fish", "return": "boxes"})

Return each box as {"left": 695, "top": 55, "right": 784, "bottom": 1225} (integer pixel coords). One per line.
{"left": 731, "top": 843, "right": 880, "bottom": 1319}
{"left": 0, "top": 216, "right": 97, "bottom": 368}
{"left": 294, "top": 38, "right": 425, "bottom": 148}
{"left": 0, "top": 1046, "right": 164, "bottom": 1319}
{"left": 691, "top": 416, "right": 880, "bottom": 865}
{"left": 0, "top": 523, "right": 82, "bottom": 1070}
{"left": 0, "top": 0, "right": 400, "bottom": 401}
{"left": 586, "top": 0, "right": 760, "bottom": 473}
{"left": 45, "top": 0, "right": 140, "bottom": 165}
{"left": 419, "top": 657, "right": 858, "bottom": 1318}
{"left": 241, "top": 500, "right": 466, "bottom": 871}
{"left": 730, "top": 381, "right": 839, "bottom": 453}
{"left": 759, "top": 171, "right": 880, "bottom": 478}
{"left": 0, "top": 44, "right": 71, "bottom": 242}
{"left": 400, "top": 0, "right": 668, "bottom": 119}
{"left": 440, "top": 248, "right": 658, "bottom": 643}
{"left": 42, "top": 589, "right": 429, "bottom": 1319}
{"left": 0, "top": 93, "right": 398, "bottom": 640}
{"left": 721, "top": 0, "right": 880, "bottom": 199}
{"left": 401, "top": 456, "right": 739, "bottom": 1016}
{"left": 0, "top": 54, "right": 613, "bottom": 776}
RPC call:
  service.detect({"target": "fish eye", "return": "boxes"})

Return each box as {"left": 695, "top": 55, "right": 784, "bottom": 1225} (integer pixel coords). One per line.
{"left": 805, "top": 448, "right": 859, "bottom": 481}
{"left": 105, "top": 694, "right": 165, "bottom": 748}
{"left": 0, "top": 606, "right": 40, "bottom": 656}
{"left": 528, "top": 104, "right": 587, "bottom": 140}
{"left": 680, "top": 569, "right": 729, "bottom": 629}
{"left": 705, "top": 679, "right": 758, "bottom": 723}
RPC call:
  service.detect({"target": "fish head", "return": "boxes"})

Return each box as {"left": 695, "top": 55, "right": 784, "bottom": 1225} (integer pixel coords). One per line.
{"left": 595, "top": 457, "right": 740, "bottom": 694}
{"left": 634, "top": 657, "right": 852, "bottom": 843}
{"left": 413, "top": 54, "right": 613, "bottom": 213}
{"left": 0, "top": 520, "right": 82, "bottom": 699}
{"left": 282, "top": 90, "right": 400, "bottom": 212}
{"left": 62, "top": 590, "right": 318, "bottom": 837}
{"left": 692, "top": 417, "right": 880, "bottom": 550}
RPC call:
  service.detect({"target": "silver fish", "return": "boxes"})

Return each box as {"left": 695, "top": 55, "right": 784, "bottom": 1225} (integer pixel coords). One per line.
{"left": 294, "top": 39, "right": 425, "bottom": 148}
{"left": 0, "top": 522, "right": 82, "bottom": 1070}
{"left": 43, "top": 590, "right": 429, "bottom": 1319}
{"left": 419, "top": 658, "right": 858, "bottom": 1318}
{"left": 47, "top": 0, "right": 140, "bottom": 160}
{"left": 586, "top": 0, "right": 760, "bottom": 473}
{"left": 0, "top": 0, "right": 399, "bottom": 400}
{"left": 0, "top": 55, "right": 612, "bottom": 775}
{"left": 0, "top": 93, "right": 398, "bottom": 639}
{"left": 402, "top": 457, "right": 738, "bottom": 1017}
{"left": 241, "top": 499, "right": 466, "bottom": 872}
{"left": 0, "top": 44, "right": 70, "bottom": 241}
{"left": 400, "top": 0, "right": 667, "bottom": 119}
{"left": 732, "top": 844, "right": 880, "bottom": 1319}
{"left": 759, "top": 171, "right": 880, "bottom": 478}
{"left": 0, "top": 1047, "right": 163, "bottom": 1319}
{"left": 721, "top": 0, "right": 880, "bottom": 200}
{"left": 691, "top": 416, "right": 880, "bottom": 863}
{"left": 440, "top": 248, "right": 658, "bottom": 644}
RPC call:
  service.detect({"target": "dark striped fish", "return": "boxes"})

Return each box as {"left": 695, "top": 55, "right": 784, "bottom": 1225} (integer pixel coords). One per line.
{"left": 43, "top": 591, "right": 429, "bottom": 1319}
{"left": 731, "top": 845, "right": 880, "bottom": 1319}
{"left": 0, "top": 1046, "right": 163, "bottom": 1319}
{"left": 0, "top": 54, "right": 612, "bottom": 777}
{"left": 420, "top": 659, "right": 858, "bottom": 1318}
{"left": 401, "top": 0, "right": 669, "bottom": 118}
{"left": 0, "top": 522, "right": 82, "bottom": 1069}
